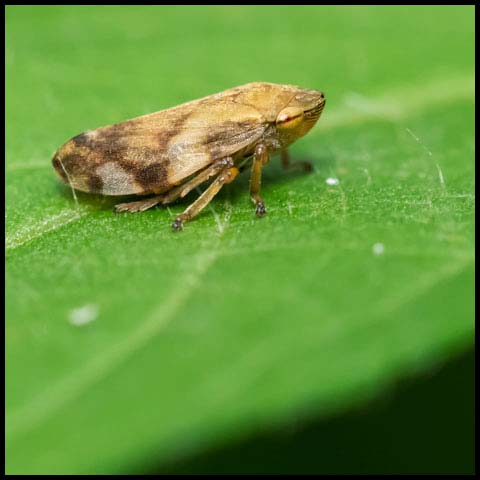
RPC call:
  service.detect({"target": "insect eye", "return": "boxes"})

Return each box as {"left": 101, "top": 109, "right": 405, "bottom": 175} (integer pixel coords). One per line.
{"left": 276, "top": 107, "right": 304, "bottom": 129}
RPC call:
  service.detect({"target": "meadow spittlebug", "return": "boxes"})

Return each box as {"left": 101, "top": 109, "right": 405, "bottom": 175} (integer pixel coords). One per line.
{"left": 52, "top": 82, "right": 326, "bottom": 231}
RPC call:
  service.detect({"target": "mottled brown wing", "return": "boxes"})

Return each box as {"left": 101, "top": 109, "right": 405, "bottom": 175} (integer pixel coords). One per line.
{"left": 163, "top": 99, "right": 267, "bottom": 185}
{"left": 53, "top": 97, "right": 267, "bottom": 196}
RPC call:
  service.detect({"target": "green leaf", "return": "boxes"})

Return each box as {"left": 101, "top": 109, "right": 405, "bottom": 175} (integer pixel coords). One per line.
{"left": 6, "top": 5, "right": 474, "bottom": 474}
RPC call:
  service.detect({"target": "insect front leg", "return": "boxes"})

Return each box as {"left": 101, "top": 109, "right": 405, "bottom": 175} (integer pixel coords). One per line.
{"left": 281, "top": 149, "right": 313, "bottom": 172}
{"left": 250, "top": 143, "right": 270, "bottom": 217}
{"left": 172, "top": 164, "right": 239, "bottom": 231}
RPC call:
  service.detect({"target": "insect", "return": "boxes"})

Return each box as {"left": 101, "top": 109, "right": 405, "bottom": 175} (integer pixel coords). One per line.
{"left": 52, "top": 82, "right": 326, "bottom": 231}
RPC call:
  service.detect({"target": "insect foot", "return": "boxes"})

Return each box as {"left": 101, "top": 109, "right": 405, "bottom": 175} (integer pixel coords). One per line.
{"left": 171, "top": 217, "right": 184, "bottom": 232}
{"left": 255, "top": 201, "right": 267, "bottom": 217}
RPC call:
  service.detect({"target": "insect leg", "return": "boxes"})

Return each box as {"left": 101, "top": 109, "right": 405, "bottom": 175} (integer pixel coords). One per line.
{"left": 172, "top": 165, "right": 239, "bottom": 231}
{"left": 281, "top": 149, "right": 313, "bottom": 172}
{"left": 113, "top": 195, "right": 165, "bottom": 213}
{"left": 250, "top": 143, "right": 270, "bottom": 217}
{"left": 161, "top": 157, "right": 234, "bottom": 205}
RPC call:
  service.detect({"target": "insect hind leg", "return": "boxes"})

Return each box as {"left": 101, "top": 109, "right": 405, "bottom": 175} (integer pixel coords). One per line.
{"left": 172, "top": 164, "right": 239, "bottom": 231}
{"left": 114, "top": 158, "right": 235, "bottom": 216}
{"left": 114, "top": 195, "right": 164, "bottom": 213}
{"left": 162, "top": 157, "right": 234, "bottom": 205}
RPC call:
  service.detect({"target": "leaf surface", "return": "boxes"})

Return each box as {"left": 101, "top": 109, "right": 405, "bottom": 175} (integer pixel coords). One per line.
{"left": 5, "top": 5, "right": 474, "bottom": 474}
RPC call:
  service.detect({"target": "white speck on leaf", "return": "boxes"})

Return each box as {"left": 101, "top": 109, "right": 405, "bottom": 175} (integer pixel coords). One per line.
{"left": 326, "top": 177, "right": 340, "bottom": 186}
{"left": 372, "top": 243, "right": 385, "bottom": 255}
{"left": 69, "top": 304, "right": 98, "bottom": 327}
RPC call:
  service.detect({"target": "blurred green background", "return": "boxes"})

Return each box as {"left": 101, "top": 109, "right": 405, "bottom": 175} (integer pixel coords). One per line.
{"left": 5, "top": 5, "right": 474, "bottom": 474}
